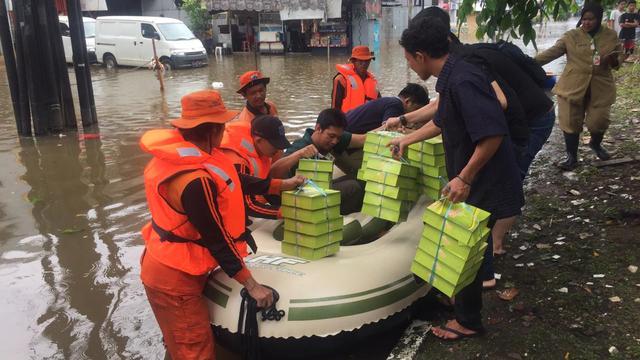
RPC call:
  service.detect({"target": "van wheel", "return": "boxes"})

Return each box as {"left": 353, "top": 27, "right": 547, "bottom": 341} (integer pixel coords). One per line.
{"left": 160, "top": 57, "right": 173, "bottom": 71}
{"left": 103, "top": 54, "right": 117, "bottom": 69}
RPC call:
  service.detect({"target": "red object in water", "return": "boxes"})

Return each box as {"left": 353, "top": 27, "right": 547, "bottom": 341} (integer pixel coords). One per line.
{"left": 79, "top": 133, "right": 101, "bottom": 140}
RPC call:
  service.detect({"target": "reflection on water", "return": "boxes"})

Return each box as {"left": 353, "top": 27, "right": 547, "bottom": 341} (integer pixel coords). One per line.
{"left": 0, "top": 18, "right": 574, "bottom": 358}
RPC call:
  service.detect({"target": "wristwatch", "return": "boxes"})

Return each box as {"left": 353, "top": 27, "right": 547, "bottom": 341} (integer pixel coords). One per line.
{"left": 399, "top": 115, "right": 408, "bottom": 126}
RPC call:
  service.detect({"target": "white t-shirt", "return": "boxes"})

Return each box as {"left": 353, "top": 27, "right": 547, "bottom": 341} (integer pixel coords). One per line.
{"left": 610, "top": 9, "right": 624, "bottom": 35}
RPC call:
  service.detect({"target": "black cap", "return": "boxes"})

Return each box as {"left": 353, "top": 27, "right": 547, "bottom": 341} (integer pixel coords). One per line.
{"left": 251, "top": 115, "right": 291, "bottom": 150}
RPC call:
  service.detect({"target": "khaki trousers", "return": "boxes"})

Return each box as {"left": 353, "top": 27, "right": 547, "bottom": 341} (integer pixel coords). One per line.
{"left": 557, "top": 94, "right": 611, "bottom": 134}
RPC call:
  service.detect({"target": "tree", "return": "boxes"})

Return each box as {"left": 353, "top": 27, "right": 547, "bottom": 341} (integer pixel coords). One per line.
{"left": 181, "top": 0, "right": 209, "bottom": 39}
{"left": 456, "top": 0, "right": 618, "bottom": 48}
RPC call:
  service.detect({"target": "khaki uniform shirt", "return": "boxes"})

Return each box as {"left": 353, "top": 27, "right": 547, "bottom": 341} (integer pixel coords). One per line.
{"left": 535, "top": 27, "right": 623, "bottom": 107}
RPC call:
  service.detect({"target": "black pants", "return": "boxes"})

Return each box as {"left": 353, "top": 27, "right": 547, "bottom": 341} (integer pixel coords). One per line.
{"left": 331, "top": 175, "right": 364, "bottom": 215}
{"left": 453, "top": 219, "right": 496, "bottom": 332}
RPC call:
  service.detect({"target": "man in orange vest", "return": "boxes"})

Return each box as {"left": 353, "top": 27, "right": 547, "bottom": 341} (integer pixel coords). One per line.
{"left": 236, "top": 70, "right": 278, "bottom": 123}
{"left": 221, "top": 115, "right": 294, "bottom": 220}
{"left": 331, "top": 45, "right": 381, "bottom": 113}
{"left": 139, "top": 90, "right": 304, "bottom": 360}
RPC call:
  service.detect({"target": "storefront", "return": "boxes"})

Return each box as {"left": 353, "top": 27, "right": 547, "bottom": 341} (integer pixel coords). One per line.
{"left": 209, "top": 0, "right": 350, "bottom": 55}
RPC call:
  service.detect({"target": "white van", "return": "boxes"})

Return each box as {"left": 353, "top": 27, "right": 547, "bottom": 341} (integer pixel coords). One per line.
{"left": 59, "top": 16, "right": 97, "bottom": 64}
{"left": 95, "top": 16, "right": 207, "bottom": 70}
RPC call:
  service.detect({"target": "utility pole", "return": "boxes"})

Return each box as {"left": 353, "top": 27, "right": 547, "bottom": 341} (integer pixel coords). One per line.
{"left": 0, "top": 0, "right": 28, "bottom": 135}
{"left": 67, "top": 0, "right": 98, "bottom": 129}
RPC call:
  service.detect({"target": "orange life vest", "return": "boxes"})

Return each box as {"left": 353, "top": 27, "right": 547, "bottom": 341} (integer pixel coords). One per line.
{"left": 140, "top": 128, "right": 247, "bottom": 276}
{"left": 335, "top": 64, "right": 379, "bottom": 113}
{"left": 221, "top": 118, "right": 273, "bottom": 179}
{"left": 235, "top": 100, "right": 278, "bottom": 125}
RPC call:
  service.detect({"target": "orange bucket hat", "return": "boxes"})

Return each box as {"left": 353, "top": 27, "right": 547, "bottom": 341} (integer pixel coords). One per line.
{"left": 350, "top": 45, "right": 375, "bottom": 61}
{"left": 237, "top": 70, "right": 270, "bottom": 94}
{"left": 170, "top": 90, "right": 239, "bottom": 129}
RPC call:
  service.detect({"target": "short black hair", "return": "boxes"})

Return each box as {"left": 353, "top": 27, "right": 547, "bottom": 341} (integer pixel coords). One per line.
{"left": 628, "top": 0, "right": 636, "bottom": 4}
{"left": 618, "top": 0, "right": 627, "bottom": 4}
{"left": 412, "top": 6, "right": 450, "bottom": 27}
{"left": 398, "top": 83, "right": 429, "bottom": 106}
{"left": 316, "top": 108, "right": 347, "bottom": 130}
{"left": 400, "top": 17, "right": 450, "bottom": 58}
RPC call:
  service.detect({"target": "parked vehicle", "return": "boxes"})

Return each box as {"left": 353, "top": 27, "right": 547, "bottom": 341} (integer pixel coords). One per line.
{"left": 59, "top": 16, "right": 97, "bottom": 64}
{"left": 95, "top": 16, "right": 208, "bottom": 70}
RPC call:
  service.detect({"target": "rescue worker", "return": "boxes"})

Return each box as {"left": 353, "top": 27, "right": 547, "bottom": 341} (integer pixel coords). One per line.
{"left": 236, "top": 70, "right": 278, "bottom": 123}
{"left": 139, "top": 90, "right": 304, "bottom": 359}
{"left": 221, "top": 115, "right": 291, "bottom": 220}
{"left": 271, "top": 108, "right": 368, "bottom": 215}
{"left": 221, "top": 70, "right": 280, "bottom": 181}
{"left": 331, "top": 45, "right": 381, "bottom": 113}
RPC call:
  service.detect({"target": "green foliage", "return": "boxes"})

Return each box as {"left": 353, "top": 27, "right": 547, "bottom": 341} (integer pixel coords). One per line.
{"left": 182, "top": 0, "right": 210, "bottom": 38}
{"left": 457, "top": 0, "right": 619, "bottom": 48}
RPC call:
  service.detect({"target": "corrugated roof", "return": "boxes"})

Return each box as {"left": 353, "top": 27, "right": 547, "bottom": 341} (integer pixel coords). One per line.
{"left": 208, "top": 0, "right": 327, "bottom": 12}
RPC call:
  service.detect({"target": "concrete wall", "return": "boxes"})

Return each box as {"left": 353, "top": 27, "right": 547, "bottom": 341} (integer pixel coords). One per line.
{"left": 141, "top": 0, "right": 189, "bottom": 24}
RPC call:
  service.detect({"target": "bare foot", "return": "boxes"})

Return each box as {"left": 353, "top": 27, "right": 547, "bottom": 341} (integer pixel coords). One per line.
{"left": 483, "top": 278, "right": 496, "bottom": 289}
{"left": 431, "top": 319, "right": 479, "bottom": 340}
{"left": 493, "top": 248, "right": 507, "bottom": 256}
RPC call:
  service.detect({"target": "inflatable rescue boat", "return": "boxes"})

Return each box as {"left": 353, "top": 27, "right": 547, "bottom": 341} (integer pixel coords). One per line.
{"left": 204, "top": 197, "right": 431, "bottom": 357}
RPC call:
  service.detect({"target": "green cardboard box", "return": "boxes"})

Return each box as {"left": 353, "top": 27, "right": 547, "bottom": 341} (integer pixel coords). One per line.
{"left": 422, "top": 165, "right": 448, "bottom": 178}
{"left": 366, "top": 156, "right": 419, "bottom": 178}
{"left": 363, "top": 192, "right": 413, "bottom": 212}
{"left": 281, "top": 205, "right": 341, "bottom": 223}
{"left": 421, "top": 224, "right": 490, "bottom": 260}
{"left": 411, "top": 260, "right": 478, "bottom": 297}
{"left": 281, "top": 187, "right": 341, "bottom": 210}
{"left": 418, "top": 174, "right": 443, "bottom": 189}
{"left": 357, "top": 167, "right": 367, "bottom": 181}
{"left": 361, "top": 203, "right": 409, "bottom": 223}
{"left": 282, "top": 241, "right": 340, "bottom": 261}
{"left": 364, "top": 169, "right": 417, "bottom": 189}
{"left": 418, "top": 238, "right": 488, "bottom": 274}
{"left": 413, "top": 248, "right": 484, "bottom": 288}
{"left": 421, "top": 186, "right": 442, "bottom": 201}
{"left": 365, "top": 131, "right": 404, "bottom": 145}
{"left": 298, "top": 158, "right": 334, "bottom": 173}
{"left": 407, "top": 149, "right": 446, "bottom": 167}
{"left": 313, "top": 180, "right": 331, "bottom": 189}
{"left": 283, "top": 229, "right": 342, "bottom": 248}
{"left": 365, "top": 181, "right": 419, "bottom": 201}
{"left": 425, "top": 200, "right": 491, "bottom": 230}
{"left": 408, "top": 136, "right": 445, "bottom": 155}
{"left": 284, "top": 217, "right": 343, "bottom": 236}
{"left": 363, "top": 142, "right": 396, "bottom": 158}
{"left": 296, "top": 170, "right": 332, "bottom": 183}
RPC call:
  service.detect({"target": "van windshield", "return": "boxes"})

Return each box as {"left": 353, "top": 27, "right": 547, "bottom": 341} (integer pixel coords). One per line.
{"left": 157, "top": 23, "right": 197, "bottom": 41}
{"left": 83, "top": 22, "right": 95, "bottom": 38}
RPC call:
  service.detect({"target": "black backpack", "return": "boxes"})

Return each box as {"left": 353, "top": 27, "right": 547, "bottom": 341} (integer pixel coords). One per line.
{"left": 473, "top": 41, "right": 548, "bottom": 88}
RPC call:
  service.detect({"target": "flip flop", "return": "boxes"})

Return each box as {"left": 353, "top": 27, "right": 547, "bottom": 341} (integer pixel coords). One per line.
{"left": 431, "top": 325, "right": 484, "bottom": 341}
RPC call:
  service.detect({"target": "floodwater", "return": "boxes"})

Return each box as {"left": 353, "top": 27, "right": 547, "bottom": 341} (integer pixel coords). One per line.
{"left": 0, "top": 18, "right": 573, "bottom": 359}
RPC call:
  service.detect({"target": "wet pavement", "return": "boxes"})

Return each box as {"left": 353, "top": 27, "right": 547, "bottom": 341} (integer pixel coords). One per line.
{"left": 0, "top": 19, "right": 574, "bottom": 359}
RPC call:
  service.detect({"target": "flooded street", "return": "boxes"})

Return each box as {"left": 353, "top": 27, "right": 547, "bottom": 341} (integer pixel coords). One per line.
{"left": 0, "top": 18, "right": 575, "bottom": 359}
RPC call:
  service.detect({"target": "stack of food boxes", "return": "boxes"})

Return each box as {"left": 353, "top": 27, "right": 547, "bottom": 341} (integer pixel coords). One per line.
{"left": 295, "top": 158, "right": 333, "bottom": 189}
{"left": 280, "top": 185, "right": 343, "bottom": 260}
{"left": 357, "top": 131, "right": 405, "bottom": 181}
{"left": 407, "top": 136, "right": 447, "bottom": 200}
{"left": 411, "top": 200, "right": 491, "bottom": 297}
{"left": 361, "top": 155, "right": 419, "bottom": 223}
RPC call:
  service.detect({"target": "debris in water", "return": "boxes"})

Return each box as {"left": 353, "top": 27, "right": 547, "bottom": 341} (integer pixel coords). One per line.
{"left": 86, "top": 209, "right": 97, "bottom": 220}
{"left": 628, "top": 265, "right": 638, "bottom": 274}
{"left": 497, "top": 288, "right": 520, "bottom": 301}
{"left": 605, "top": 285, "right": 613, "bottom": 288}
{"left": 609, "top": 346, "right": 619, "bottom": 355}
{"left": 571, "top": 199, "right": 587, "bottom": 206}
{"left": 494, "top": 273, "right": 502, "bottom": 280}
{"left": 557, "top": 236, "right": 566, "bottom": 240}
{"left": 211, "top": 81, "right": 224, "bottom": 89}
{"left": 557, "top": 287, "right": 568, "bottom": 293}
{"left": 515, "top": 263, "right": 524, "bottom": 268}
{"left": 579, "top": 233, "right": 592, "bottom": 239}
{"left": 586, "top": 282, "right": 594, "bottom": 285}
{"left": 519, "top": 245, "right": 528, "bottom": 251}
{"left": 513, "top": 254, "right": 524, "bottom": 260}
{"left": 554, "top": 241, "right": 566, "bottom": 245}
{"left": 593, "top": 274, "right": 605, "bottom": 278}
{"left": 569, "top": 189, "right": 581, "bottom": 196}
{"left": 536, "top": 243, "right": 551, "bottom": 249}
{"left": 552, "top": 255, "right": 561, "bottom": 260}
{"left": 563, "top": 172, "right": 578, "bottom": 181}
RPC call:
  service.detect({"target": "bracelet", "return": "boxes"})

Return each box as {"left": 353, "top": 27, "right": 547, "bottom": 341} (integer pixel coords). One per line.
{"left": 456, "top": 175, "right": 471, "bottom": 186}
{"left": 399, "top": 115, "right": 408, "bottom": 126}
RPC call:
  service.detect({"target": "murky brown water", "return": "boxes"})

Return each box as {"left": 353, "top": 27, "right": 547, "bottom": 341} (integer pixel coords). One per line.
{"left": 0, "top": 18, "right": 573, "bottom": 359}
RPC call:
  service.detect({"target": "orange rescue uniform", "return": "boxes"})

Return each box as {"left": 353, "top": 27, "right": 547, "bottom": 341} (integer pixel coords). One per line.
{"left": 331, "top": 64, "right": 379, "bottom": 113}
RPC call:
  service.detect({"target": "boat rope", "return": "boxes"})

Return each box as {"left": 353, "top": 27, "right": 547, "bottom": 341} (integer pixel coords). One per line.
{"left": 238, "top": 286, "right": 285, "bottom": 360}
